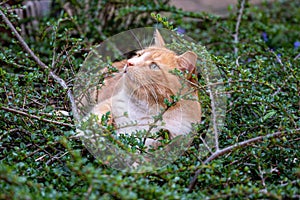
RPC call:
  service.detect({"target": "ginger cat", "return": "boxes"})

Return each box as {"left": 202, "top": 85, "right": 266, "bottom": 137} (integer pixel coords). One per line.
{"left": 84, "top": 30, "right": 201, "bottom": 150}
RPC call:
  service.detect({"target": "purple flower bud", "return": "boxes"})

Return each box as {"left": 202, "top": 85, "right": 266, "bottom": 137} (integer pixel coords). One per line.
{"left": 294, "top": 41, "right": 300, "bottom": 49}
{"left": 262, "top": 32, "right": 268, "bottom": 42}
{"left": 176, "top": 27, "right": 186, "bottom": 35}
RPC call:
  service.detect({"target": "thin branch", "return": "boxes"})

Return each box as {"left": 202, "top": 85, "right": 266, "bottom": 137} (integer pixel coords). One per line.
{"left": 0, "top": 9, "right": 79, "bottom": 121}
{"left": 207, "top": 84, "right": 219, "bottom": 151}
{"left": 0, "top": 106, "right": 74, "bottom": 128}
{"left": 257, "top": 164, "right": 267, "bottom": 189}
{"left": 272, "top": 51, "right": 284, "bottom": 66}
{"left": 188, "top": 128, "right": 300, "bottom": 191}
{"left": 188, "top": 79, "right": 275, "bottom": 91}
{"left": 233, "top": 0, "right": 246, "bottom": 57}
{"left": 45, "top": 151, "right": 69, "bottom": 165}
{"left": 279, "top": 180, "right": 299, "bottom": 188}
{"left": 199, "top": 135, "right": 214, "bottom": 155}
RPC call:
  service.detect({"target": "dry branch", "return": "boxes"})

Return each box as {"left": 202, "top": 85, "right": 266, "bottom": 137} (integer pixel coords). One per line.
{"left": 0, "top": 9, "right": 79, "bottom": 121}
{"left": 1, "top": 106, "right": 74, "bottom": 128}
{"left": 188, "top": 128, "right": 300, "bottom": 191}
{"left": 233, "top": 0, "right": 245, "bottom": 57}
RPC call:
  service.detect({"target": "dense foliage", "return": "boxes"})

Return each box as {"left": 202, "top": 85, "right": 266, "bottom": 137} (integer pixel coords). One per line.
{"left": 0, "top": 0, "right": 299, "bottom": 199}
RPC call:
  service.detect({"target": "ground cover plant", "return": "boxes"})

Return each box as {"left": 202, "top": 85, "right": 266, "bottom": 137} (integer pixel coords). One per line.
{"left": 0, "top": 0, "right": 299, "bottom": 199}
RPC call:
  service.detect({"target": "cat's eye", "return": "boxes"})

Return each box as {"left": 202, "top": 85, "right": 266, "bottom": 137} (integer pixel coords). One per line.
{"left": 135, "top": 52, "right": 143, "bottom": 57}
{"left": 149, "top": 62, "right": 160, "bottom": 70}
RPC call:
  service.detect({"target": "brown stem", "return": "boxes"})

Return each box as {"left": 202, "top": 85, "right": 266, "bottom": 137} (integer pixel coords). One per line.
{"left": 188, "top": 128, "right": 300, "bottom": 191}
{"left": 233, "top": 0, "right": 246, "bottom": 57}
{"left": 1, "top": 106, "right": 74, "bottom": 128}
{"left": 0, "top": 9, "right": 79, "bottom": 121}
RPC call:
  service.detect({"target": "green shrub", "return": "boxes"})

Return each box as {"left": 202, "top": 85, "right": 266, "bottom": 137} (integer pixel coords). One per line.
{"left": 0, "top": 0, "right": 299, "bottom": 199}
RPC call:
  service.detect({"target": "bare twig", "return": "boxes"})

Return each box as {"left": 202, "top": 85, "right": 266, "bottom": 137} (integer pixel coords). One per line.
{"left": 207, "top": 84, "right": 219, "bottom": 151}
{"left": 279, "top": 180, "right": 299, "bottom": 187}
{"left": 199, "top": 135, "right": 214, "bottom": 155}
{"left": 188, "top": 128, "right": 300, "bottom": 191}
{"left": 85, "top": 184, "right": 93, "bottom": 200}
{"left": 45, "top": 151, "right": 69, "bottom": 165}
{"left": 0, "top": 9, "right": 79, "bottom": 121}
{"left": 257, "top": 163, "right": 267, "bottom": 189}
{"left": 0, "top": 106, "right": 74, "bottom": 128}
{"left": 272, "top": 51, "right": 284, "bottom": 66}
{"left": 233, "top": 0, "right": 246, "bottom": 57}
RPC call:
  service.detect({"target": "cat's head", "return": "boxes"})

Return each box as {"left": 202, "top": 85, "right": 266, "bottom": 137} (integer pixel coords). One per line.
{"left": 123, "top": 30, "right": 198, "bottom": 105}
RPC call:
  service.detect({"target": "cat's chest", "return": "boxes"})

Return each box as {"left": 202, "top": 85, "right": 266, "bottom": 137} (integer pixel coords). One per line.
{"left": 111, "top": 88, "right": 157, "bottom": 127}
{"left": 110, "top": 89, "right": 193, "bottom": 137}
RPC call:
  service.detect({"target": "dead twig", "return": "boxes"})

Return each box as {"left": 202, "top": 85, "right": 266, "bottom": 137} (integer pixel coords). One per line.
{"left": 0, "top": 9, "right": 79, "bottom": 121}
{"left": 188, "top": 128, "right": 300, "bottom": 191}
{"left": 0, "top": 106, "right": 74, "bottom": 128}
{"left": 207, "top": 82, "right": 219, "bottom": 151}
{"left": 233, "top": 0, "right": 245, "bottom": 57}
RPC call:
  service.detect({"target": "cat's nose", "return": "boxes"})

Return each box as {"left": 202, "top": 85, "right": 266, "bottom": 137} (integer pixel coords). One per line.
{"left": 127, "top": 60, "right": 134, "bottom": 66}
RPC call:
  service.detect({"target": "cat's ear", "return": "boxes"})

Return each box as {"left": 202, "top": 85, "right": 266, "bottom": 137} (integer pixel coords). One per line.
{"left": 178, "top": 51, "right": 197, "bottom": 73}
{"left": 177, "top": 51, "right": 198, "bottom": 81}
{"left": 154, "top": 29, "right": 165, "bottom": 47}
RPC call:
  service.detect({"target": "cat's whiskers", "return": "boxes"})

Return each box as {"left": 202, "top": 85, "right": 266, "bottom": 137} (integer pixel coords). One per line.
{"left": 155, "top": 84, "right": 165, "bottom": 99}
{"left": 144, "top": 81, "right": 159, "bottom": 106}
{"left": 141, "top": 84, "right": 151, "bottom": 110}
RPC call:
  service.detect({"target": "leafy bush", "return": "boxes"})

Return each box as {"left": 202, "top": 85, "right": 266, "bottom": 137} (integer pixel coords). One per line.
{"left": 0, "top": 0, "right": 299, "bottom": 199}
